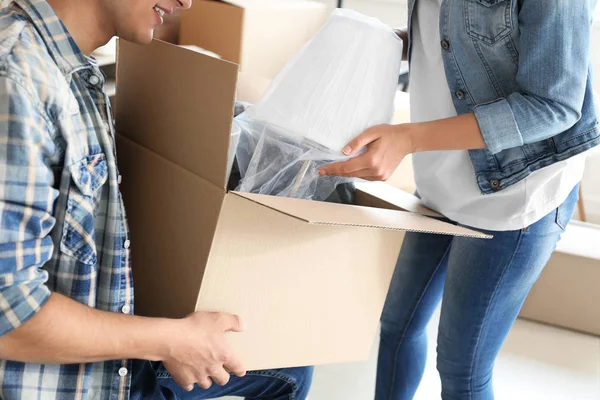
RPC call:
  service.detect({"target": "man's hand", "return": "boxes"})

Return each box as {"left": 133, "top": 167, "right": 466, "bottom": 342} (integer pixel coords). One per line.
{"left": 0, "top": 293, "right": 247, "bottom": 392}
{"left": 162, "top": 312, "right": 247, "bottom": 392}
{"left": 319, "top": 124, "right": 414, "bottom": 181}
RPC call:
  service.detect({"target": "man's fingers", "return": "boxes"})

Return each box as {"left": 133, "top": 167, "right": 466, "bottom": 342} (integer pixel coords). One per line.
{"left": 342, "top": 126, "right": 384, "bottom": 155}
{"left": 196, "top": 376, "right": 213, "bottom": 390}
{"left": 171, "top": 370, "right": 196, "bottom": 392}
{"left": 209, "top": 367, "right": 231, "bottom": 386}
{"left": 224, "top": 355, "right": 247, "bottom": 378}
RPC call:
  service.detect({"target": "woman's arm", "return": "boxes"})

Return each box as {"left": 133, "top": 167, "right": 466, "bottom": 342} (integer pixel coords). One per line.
{"left": 471, "top": 0, "right": 595, "bottom": 154}
{"left": 319, "top": 113, "right": 485, "bottom": 180}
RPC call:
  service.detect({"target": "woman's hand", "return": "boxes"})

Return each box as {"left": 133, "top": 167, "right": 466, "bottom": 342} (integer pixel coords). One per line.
{"left": 319, "top": 124, "right": 414, "bottom": 181}
{"left": 319, "top": 113, "right": 486, "bottom": 181}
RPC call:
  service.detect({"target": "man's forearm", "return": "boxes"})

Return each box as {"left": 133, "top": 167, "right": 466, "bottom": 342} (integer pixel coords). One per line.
{"left": 407, "top": 112, "right": 486, "bottom": 153}
{"left": 0, "top": 292, "right": 174, "bottom": 364}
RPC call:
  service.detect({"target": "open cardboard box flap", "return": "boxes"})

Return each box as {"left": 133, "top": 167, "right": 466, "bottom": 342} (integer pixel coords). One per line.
{"left": 116, "top": 39, "right": 237, "bottom": 190}
{"left": 116, "top": 40, "right": 489, "bottom": 370}
{"left": 233, "top": 192, "right": 489, "bottom": 238}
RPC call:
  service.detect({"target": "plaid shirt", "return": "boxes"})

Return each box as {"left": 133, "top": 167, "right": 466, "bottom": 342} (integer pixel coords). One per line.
{"left": 0, "top": 0, "right": 133, "bottom": 398}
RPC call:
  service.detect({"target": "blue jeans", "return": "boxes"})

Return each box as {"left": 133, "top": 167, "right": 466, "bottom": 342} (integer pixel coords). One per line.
{"left": 130, "top": 360, "right": 313, "bottom": 400}
{"left": 376, "top": 184, "right": 579, "bottom": 400}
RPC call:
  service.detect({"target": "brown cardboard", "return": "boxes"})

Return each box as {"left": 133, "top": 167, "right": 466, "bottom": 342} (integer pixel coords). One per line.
{"left": 179, "top": 0, "right": 328, "bottom": 80}
{"left": 354, "top": 181, "right": 442, "bottom": 218}
{"left": 116, "top": 39, "right": 237, "bottom": 190}
{"left": 116, "top": 40, "right": 489, "bottom": 370}
{"left": 116, "top": 135, "right": 225, "bottom": 318}
{"left": 198, "top": 193, "right": 406, "bottom": 369}
{"left": 519, "top": 221, "right": 600, "bottom": 336}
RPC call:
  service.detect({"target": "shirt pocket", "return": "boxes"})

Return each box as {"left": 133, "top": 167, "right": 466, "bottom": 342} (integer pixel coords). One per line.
{"left": 60, "top": 153, "right": 108, "bottom": 265}
{"left": 465, "top": 0, "right": 514, "bottom": 46}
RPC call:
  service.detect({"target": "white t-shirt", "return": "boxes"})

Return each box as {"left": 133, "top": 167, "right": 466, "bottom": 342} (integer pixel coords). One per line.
{"left": 410, "top": 0, "right": 586, "bottom": 231}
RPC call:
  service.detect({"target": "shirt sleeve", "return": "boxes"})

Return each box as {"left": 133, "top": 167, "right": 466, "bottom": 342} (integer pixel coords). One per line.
{"left": 0, "top": 76, "right": 57, "bottom": 336}
{"left": 473, "top": 0, "right": 596, "bottom": 154}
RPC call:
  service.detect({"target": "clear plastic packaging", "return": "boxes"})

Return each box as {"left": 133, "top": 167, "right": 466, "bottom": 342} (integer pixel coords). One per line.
{"left": 235, "top": 114, "right": 352, "bottom": 201}
{"left": 226, "top": 121, "right": 241, "bottom": 182}
{"left": 234, "top": 9, "right": 403, "bottom": 200}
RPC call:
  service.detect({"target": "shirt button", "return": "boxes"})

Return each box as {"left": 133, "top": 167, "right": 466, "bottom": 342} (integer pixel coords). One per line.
{"left": 121, "top": 304, "right": 131, "bottom": 314}
{"left": 490, "top": 179, "right": 501, "bottom": 190}
{"left": 455, "top": 90, "right": 465, "bottom": 100}
{"left": 441, "top": 40, "right": 450, "bottom": 51}
{"left": 124, "top": 239, "right": 131, "bottom": 249}
{"left": 89, "top": 74, "right": 101, "bottom": 86}
{"left": 118, "top": 367, "right": 128, "bottom": 377}
{"left": 118, "top": 175, "right": 122, "bottom": 185}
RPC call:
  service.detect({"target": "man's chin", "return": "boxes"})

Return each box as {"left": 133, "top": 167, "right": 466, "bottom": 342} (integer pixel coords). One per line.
{"left": 123, "top": 30, "right": 155, "bottom": 45}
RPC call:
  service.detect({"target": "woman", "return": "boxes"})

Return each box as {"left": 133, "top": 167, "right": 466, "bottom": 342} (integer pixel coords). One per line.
{"left": 320, "top": 0, "right": 599, "bottom": 398}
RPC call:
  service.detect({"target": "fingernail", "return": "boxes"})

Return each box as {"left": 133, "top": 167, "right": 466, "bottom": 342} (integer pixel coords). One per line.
{"left": 342, "top": 146, "right": 352, "bottom": 155}
{"left": 319, "top": 170, "right": 326, "bottom": 176}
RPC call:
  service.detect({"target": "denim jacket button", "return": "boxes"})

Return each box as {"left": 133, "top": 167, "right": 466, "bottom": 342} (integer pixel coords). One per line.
{"left": 490, "top": 179, "right": 501, "bottom": 190}
{"left": 441, "top": 40, "right": 450, "bottom": 51}
{"left": 89, "top": 74, "right": 101, "bottom": 86}
{"left": 455, "top": 90, "right": 465, "bottom": 99}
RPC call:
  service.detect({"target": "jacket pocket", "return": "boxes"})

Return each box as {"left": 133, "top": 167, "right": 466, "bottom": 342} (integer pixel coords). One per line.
{"left": 60, "top": 153, "right": 108, "bottom": 265}
{"left": 465, "top": 0, "right": 514, "bottom": 46}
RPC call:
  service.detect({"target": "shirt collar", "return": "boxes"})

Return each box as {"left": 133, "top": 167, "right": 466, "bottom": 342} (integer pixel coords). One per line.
{"left": 13, "top": 0, "right": 91, "bottom": 76}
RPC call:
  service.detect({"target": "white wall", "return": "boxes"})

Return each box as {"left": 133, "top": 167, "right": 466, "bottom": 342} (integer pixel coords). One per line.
{"left": 586, "top": 9, "right": 600, "bottom": 223}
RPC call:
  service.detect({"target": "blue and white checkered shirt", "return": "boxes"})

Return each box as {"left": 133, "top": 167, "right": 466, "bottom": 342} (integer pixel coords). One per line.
{"left": 0, "top": 0, "right": 133, "bottom": 398}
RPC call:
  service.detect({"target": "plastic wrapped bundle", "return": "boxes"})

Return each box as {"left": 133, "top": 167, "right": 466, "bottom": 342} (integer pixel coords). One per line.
{"left": 235, "top": 9, "right": 403, "bottom": 200}
{"left": 235, "top": 114, "right": 352, "bottom": 201}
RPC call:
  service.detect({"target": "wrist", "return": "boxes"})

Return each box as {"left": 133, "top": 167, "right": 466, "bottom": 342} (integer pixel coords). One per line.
{"left": 131, "top": 316, "right": 179, "bottom": 362}
{"left": 394, "top": 123, "right": 420, "bottom": 154}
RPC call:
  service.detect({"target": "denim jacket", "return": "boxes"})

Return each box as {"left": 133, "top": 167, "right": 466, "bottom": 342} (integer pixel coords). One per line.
{"left": 407, "top": 0, "right": 599, "bottom": 194}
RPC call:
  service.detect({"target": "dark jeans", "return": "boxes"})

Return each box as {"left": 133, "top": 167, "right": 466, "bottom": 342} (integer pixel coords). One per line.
{"left": 130, "top": 360, "right": 313, "bottom": 400}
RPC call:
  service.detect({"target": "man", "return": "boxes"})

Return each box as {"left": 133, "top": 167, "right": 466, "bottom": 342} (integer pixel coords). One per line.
{"left": 0, "top": 0, "right": 313, "bottom": 398}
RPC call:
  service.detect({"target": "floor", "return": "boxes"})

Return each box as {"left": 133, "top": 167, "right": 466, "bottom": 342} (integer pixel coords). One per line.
{"left": 224, "top": 310, "right": 600, "bottom": 400}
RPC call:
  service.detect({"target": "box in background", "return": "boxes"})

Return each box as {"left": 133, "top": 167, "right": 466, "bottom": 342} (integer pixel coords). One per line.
{"left": 520, "top": 221, "right": 600, "bottom": 336}
{"left": 154, "top": 10, "right": 182, "bottom": 44}
{"left": 179, "top": 0, "right": 328, "bottom": 80}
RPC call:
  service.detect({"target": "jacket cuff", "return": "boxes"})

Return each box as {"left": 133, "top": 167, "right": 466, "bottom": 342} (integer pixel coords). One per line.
{"left": 474, "top": 98, "right": 523, "bottom": 154}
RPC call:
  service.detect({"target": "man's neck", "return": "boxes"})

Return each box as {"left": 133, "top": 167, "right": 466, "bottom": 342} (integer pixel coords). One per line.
{"left": 46, "top": 0, "right": 114, "bottom": 55}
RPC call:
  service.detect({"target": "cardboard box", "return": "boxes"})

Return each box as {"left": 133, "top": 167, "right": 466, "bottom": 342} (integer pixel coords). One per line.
{"left": 519, "top": 221, "right": 600, "bottom": 336}
{"left": 115, "top": 40, "right": 488, "bottom": 370}
{"left": 179, "top": 0, "right": 327, "bottom": 80}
